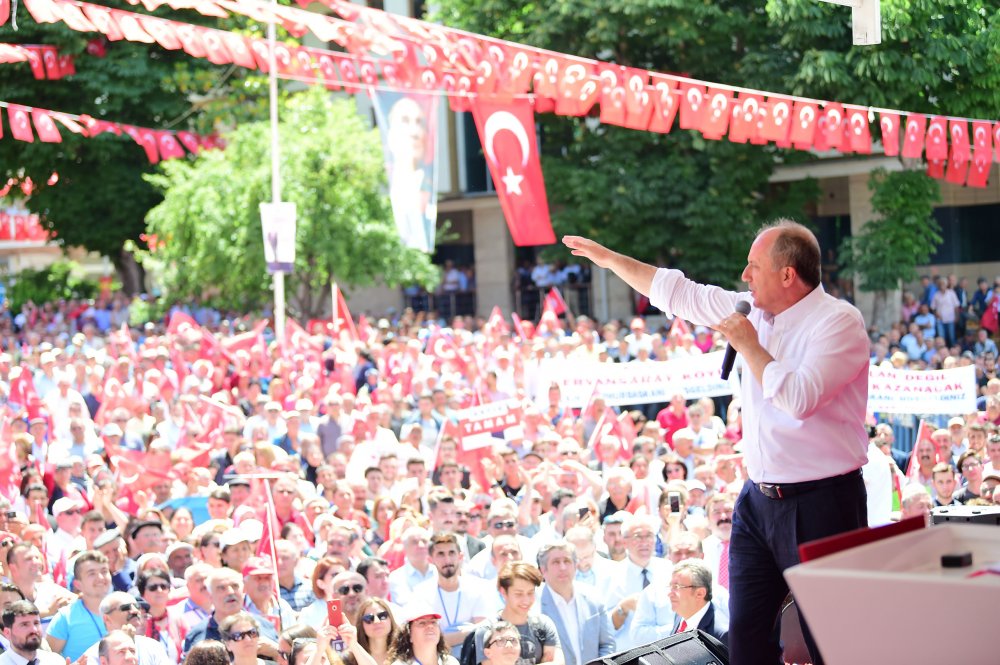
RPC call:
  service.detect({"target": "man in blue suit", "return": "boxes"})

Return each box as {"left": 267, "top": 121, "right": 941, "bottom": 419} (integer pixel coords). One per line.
{"left": 537, "top": 541, "right": 615, "bottom": 665}
{"left": 668, "top": 559, "right": 728, "bottom": 647}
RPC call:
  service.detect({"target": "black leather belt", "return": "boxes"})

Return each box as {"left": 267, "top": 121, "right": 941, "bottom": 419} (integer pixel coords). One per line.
{"left": 756, "top": 469, "right": 862, "bottom": 500}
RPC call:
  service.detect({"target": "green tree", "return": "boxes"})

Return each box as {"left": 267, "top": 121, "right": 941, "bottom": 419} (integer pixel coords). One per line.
{"left": 143, "top": 87, "right": 439, "bottom": 318}
{"left": 838, "top": 169, "right": 941, "bottom": 331}
{"left": 0, "top": 1, "right": 269, "bottom": 294}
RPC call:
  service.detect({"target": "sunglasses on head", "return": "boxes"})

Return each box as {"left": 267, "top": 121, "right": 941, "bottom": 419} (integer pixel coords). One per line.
{"left": 361, "top": 611, "right": 390, "bottom": 624}
{"left": 337, "top": 584, "right": 365, "bottom": 595}
{"left": 226, "top": 629, "right": 259, "bottom": 642}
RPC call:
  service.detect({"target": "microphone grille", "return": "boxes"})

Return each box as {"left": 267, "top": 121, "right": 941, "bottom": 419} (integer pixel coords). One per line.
{"left": 735, "top": 301, "right": 751, "bottom": 315}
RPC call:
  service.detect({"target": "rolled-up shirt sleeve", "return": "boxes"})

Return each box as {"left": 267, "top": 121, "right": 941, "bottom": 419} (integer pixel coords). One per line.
{"left": 649, "top": 268, "right": 742, "bottom": 326}
{"left": 760, "top": 309, "right": 870, "bottom": 421}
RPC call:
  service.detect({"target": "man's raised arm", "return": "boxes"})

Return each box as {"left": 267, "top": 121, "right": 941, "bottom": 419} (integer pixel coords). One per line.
{"left": 563, "top": 236, "right": 657, "bottom": 297}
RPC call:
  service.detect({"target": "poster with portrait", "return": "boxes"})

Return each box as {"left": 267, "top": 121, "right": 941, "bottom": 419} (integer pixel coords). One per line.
{"left": 372, "top": 91, "right": 439, "bottom": 253}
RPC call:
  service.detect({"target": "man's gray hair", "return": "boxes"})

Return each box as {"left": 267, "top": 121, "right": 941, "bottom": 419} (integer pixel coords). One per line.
{"left": 536, "top": 540, "right": 576, "bottom": 570}
{"left": 673, "top": 558, "right": 713, "bottom": 602}
{"left": 100, "top": 592, "right": 136, "bottom": 615}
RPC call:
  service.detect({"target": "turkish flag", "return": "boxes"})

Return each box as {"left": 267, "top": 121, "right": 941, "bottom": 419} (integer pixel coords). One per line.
{"left": 24, "top": 47, "right": 45, "bottom": 79}
{"left": 41, "top": 46, "right": 61, "bottom": 79}
{"left": 80, "top": 115, "right": 121, "bottom": 137}
{"left": 51, "top": 112, "right": 86, "bottom": 135}
{"left": 220, "top": 31, "right": 256, "bottom": 69}
{"left": 678, "top": 83, "right": 707, "bottom": 131}
{"left": 470, "top": 97, "right": 556, "bottom": 246}
{"left": 597, "top": 64, "right": 626, "bottom": 127}
{"left": 532, "top": 54, "right": 563, "bottom": 114}
{"left": 648, "top": 74, "right": 679, "bottom": 134}
{"left": 700, "top": 88, "right": 732, "bottom": 140}
{"left": 789, "top": 101, "right": 819, "bottom": 149}
{"left": 332, "top": 283, "right": 359, "bottom": 343}
{"left": 901, "top": 114, "right": 927, "bottom": 159}
{"left": 944, "top": 150, "right": 968, "bottom": 185}
{"left": 176, "top": 131, "right": 201, "bottom": 153}
{"left": 157, "top": 132, "right": 186, "bottom": 160}
{"left": 502, "top": 46, "right": 534, "bottom": 96}
{"left": 358, "top": 58, "right": 379, "bottom": 86}
{"left": 424, "top": 330, "right": 469, "bottom": 374}
{"left": 31, "top": 110, "right": 62, "bottom": 143}
{"left": 474, "top": 48, "right": 500, "bottom": 98}
{"left": 56, "top": 55, "right": 74, "bottom": 77}
{"left": 820, "top": 103, "right": 845, "bottom": 149}
{"left": 555, "top": 61, "right": 597, "bottom": 117}
{"left": 926, "top": 159, "right": 945, "bottom": 180}
{"left": 82, "top": 4, "right": 124, "bottom": 41}
{"left": 122, "top": 125, "right": 159, "bottom": 164}
{"left": 485, "top": 306, "right": 509, "bottom": 336}
{"left": 879, "top": 112, "right": 900, "bottom": 156}
{"left": 972, "top": 121, "right": 992, "bottom": 167}
{"left": 925, "top": 116, "right": 948, "bottom": 161}
{"left": 993, "top": 123, "right": 1000, "bottom": 162}
{"left": 56, "top": 3, "right": 98, "bottom": 32}
{"left": 949, "top": 120, "right": 970, "bottom": 164}
{"left": 0, "top": 0, "right": 9, "bottom": 25}
{"left": 8, "top": 105, "right": 34, "bottom": 143}
{"left": 846, "top": 108, "right": 871, "bottom": 154}
{"left": 202, "top": 30, "right": 233, "bottom": 65}
{"left": 544, "top": 287, "right": 568, "bottom": 315}
{"left": 759, "top": 96, "right": 792, "bottom": 143}
{"left": 113, "top": 11, "right": 154, "bottom": 43}
{"left": 729, "top": 94, "right": 762, "bottom": 144}
{"left": 444, "top": 72, "right": 474, "bottom": 113}
{"left": 336, "top": 53, "right": 360, "bottom": 87}
{"left": 623, "top": 68, "right": 654, "bottom": 130}
{"left": 174, "top": 22, "right": 208, "bottom": 58}
{"left": 22, "top": 0, "right": 59, "bottom": 24}
{"left": 967, "top": 156, "right": 991, "bottom": 188}
{"left": 138, "top": 16, "right": 180, "bottom": 50}
{"left": 316, "top": 54, "right": 342, "bottom": 90}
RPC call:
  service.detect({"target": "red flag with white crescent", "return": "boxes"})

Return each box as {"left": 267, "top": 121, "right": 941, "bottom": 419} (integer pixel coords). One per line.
{"left": 157, "top": 131, "right": 186, "bottom": 160}
{"left": 925, "top": 116, "right": 948, "bottom": 161}
{"left": 700, "top": 88, "right": 732, "bottom": 140}
{"left": 332, "top": 283, "right": 359, "bottom": 343}
{"left": 968, "top": 121, "right": 992, "bottom": 188}
{"left": 926, "top": 159, "right": 945, "bottom": 180}
{"left": 846, "top": 108, "right": 871, "bottom": 154}
{"left": 819, "top": 103, "right": 844, "bottom": 149}
{"left": 485, "top": 306, "right": 509, "bottom": 336}
{"left": 470, "top": 96, "right": 555, "bottom": 247}
{"left": 622, "top": 68, "right": 653, "bottom": 130}
{"left": 647, "top": 74, "right": 679, "bottom": 134}
{"left": 424, "top": 330, "right": 469, "bottom": 374}
{"left": 555, "top": 60, "right": 596, "bottom": 117}
{"left": 901, "top": 114, "right": 927, "bottom": 159}
{"left": 544, "top": 287, "right": 568, "bottom": 316}
{"left": 8, "top": 105, "right": 35, "bottom": 143}
{"left": 993, "top": 122, "right": 1000, "bottom": 162}
{"left": 511, "top": 312, "right": 530, "bottom": 340}
{"left": 0, "top": 0, "right": 9, "bottom": 26}
{"left": 678, "top": 83, "right": 707, "bottom": 131}
{"left": 789, "top": 101, "right": 818, "bottom": 149}
{"left": 879, "top": 112, "right": 900, "bottom": 156}
{"left": 138, "top": 15, "right": 181, "bottom": 49}
{"left": 945, "top": 120, "right": 970, "bottom": 185}
{"left": 597, "top": 63, "right": 626, "bottom": 127}
{"left": 758, "top": 96, "right": 792, "bottom": 143}
{"left": 967, "top": 155, "right": 991, "bottom": 188}
{"left": 31, "top": 110, "right": 62, "bottom": 143}
{"left": 728, "top": 94, "right": 762, "bottom": 144}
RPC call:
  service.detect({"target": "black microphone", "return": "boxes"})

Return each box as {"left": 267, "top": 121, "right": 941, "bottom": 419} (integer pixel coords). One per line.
{"left": 720, "top": 300, "right": 752, "bottom": 380}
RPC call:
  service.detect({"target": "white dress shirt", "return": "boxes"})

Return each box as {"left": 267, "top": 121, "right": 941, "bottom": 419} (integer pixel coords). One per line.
{"left": 548, "top": 589, "right": 582, "bottom": 665}
{"left": 650, "top": 269, "right": 870, "bottom": 483}
{"left": 0, "top": 648, "right": 66, "bottom": 665}
{"left": 387, "top": 560, "right": 436, "bottom": 606}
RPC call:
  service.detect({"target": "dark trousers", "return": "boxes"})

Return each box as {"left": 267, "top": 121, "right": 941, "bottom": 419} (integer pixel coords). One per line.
{"left": 728, "top": 472, "right": 867, "bottom": 665}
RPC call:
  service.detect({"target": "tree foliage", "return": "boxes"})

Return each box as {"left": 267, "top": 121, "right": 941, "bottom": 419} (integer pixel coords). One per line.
{"left": 8, "top": 261, "right": 98, "bottom": 311}
{"left": 0, "top": 0, "right": 273, "bottom": 289}
{"left": 143, "top": 87, "right": 439, "bottom": 318}
{"left": 839, "top": 169, "right": 941, "bottom": 293}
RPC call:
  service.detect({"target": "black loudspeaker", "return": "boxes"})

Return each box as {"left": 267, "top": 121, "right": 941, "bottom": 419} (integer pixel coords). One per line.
{"left": 931, "top": 505, "right": 1000, "bottom": 526}
{"left": 586, "top": 630, "right": 729, "bottom": 665}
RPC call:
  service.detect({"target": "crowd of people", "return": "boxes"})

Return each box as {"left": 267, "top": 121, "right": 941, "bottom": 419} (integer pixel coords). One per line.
{"left": 0, "top": 275, "right": 995, "bottom": 665}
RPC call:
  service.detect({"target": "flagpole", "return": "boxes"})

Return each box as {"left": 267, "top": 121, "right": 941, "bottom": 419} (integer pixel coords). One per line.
{"left": 262, "top": 479, "right": 284, "bottom": 632}
{"left": 331, "top": 282, "right": 338, "bottom": 343}
{"left": 267, "top": 2, "right": 286, "bottom": 344}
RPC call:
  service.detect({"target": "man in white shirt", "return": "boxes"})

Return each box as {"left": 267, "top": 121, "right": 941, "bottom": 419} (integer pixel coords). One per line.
{"left": 386, "top": 527, "right": 435, "bottom": 606}
{"left": 600, "top": 515, "right": 671, "bottom": 650}
{"left": 0, "top": 601, "right": 65, "bottom": 665}
{"left": 566, "top": 221, "right": 869, "bottom": 665}
{"left": 81, "top": 593, "right": 171, "bottom": 665}
{"left": 6, "top": 545, "right": 74, "bottom": 626}
{"left": 414, "top": 532, "right": 490, "bottom": 657}
{"left": 537, "top": 541, "right": 615, "bottom": 665}
{"left": 45, "top": 498, "right": 84, "bottom": 568}
{"left": 700, "top": 494, "right": 734, "bottom": 592}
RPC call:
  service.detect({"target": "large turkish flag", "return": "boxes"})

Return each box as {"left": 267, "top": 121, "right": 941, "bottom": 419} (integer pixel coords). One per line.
{"left": 471, "top": 97, "right": 555, "bottom": 246}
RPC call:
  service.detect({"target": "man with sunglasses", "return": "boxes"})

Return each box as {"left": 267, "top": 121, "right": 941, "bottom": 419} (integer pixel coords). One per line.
{"left": 182, "top": 568, "right": 279, "bottom": 659}
{"left": 46, "top": 498, "right": 84, "bottom": 567}
{"left": 81, "top": 592, "right": 170, "bottom": 665}
{"left": 329, "top": 571, "right": 368, "bottom": 625}
{"left": 466, "top": 500, "right": 537, "bottom": 582}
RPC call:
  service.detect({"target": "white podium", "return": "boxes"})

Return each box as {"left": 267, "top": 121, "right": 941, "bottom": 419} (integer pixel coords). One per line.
{"left": 785, "top": 524, "right": 1000, "bottom": 664}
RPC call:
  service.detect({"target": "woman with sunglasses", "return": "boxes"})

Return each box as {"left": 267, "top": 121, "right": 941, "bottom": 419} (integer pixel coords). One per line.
{"left": 220, "top": 611, "right": 269, "bottom": 665}
{"left": 387, "top": 604, "right": 457, "bottom": 665}
{"left": 138, "top": 568, "right": 183, "bottom": 662}
{"left": 291, "top": 621, "right": 376, "bottom": 665}
{"left": 351, "top": 598, "right": 399, "bottom": 665}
